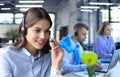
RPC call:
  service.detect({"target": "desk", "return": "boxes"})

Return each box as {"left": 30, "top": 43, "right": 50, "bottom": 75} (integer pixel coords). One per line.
{"left": 64, "top": 71, "right": 105, "bottom": 77}
{"left": 64, "top": 63, "right": 109, "bottom": 77}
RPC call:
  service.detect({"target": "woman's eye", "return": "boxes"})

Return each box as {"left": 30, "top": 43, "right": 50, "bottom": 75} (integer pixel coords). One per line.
{"left": 35, "top": 29, "right": 40, "bottom": 33}
{"left": 33, "top": 29, "right": 50, "bottom": 34}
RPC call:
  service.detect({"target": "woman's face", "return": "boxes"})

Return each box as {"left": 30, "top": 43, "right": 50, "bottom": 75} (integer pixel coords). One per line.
{"left": 26, "top": 19, "right": 51, "bottom": 50}
{"left": 104, "top": 25, "right": 112, "bottom": 36}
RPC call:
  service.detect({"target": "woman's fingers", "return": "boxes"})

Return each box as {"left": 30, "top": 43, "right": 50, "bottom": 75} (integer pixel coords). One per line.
{"left": 50, "top": 38, "right": 64, "bottom": 70}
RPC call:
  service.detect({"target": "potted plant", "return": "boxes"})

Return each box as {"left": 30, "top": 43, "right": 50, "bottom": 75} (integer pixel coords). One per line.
{"left": 81, "top": 51, "right": 98, "bottom": 77}
{"left": 4, "top": 28, "right": 18, "bottom": 43}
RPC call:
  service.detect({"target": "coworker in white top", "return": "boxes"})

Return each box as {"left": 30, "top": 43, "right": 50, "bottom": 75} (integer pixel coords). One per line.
{"left": 59, "top": 23, "right": 101, "bottom": 74}
{"left": 107, "top": 49, "right": 120, "bottom": 77}
{"left": 107, "top": 61, "right": 120, "bottom": 77}
{"left": 0, "top": 8, "right": 63, "bottom": 77}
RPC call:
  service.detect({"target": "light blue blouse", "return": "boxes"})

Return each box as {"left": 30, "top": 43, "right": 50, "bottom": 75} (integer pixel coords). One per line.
{"left": 59, "top": 34, "right": 87, "bottom": 74}
{"left": 93, "top": 35, "right": 116, "bottom": 59}
{"left": 0, "top": 45, "right": 60, "bottom": 77}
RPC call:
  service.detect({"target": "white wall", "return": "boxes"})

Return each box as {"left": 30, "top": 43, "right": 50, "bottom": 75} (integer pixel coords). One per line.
{"left": 56, "top": 0, "right": 77, "bottom": 34}
{"left": 56, "top": 1, "right": 69, "bottom": 29}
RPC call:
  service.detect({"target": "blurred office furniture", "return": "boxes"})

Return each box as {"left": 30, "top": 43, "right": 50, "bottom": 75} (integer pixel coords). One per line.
{"left": 0, "top": 38, "right": 9, "bottom": 48}
{"left": 83, "top": 43, "right": 93, "bottom": 51}
{"left": 115, "top": 42, "right": 120, "bottom": 50}
{"left": 59, "top": 26, "right": 68, "bottom": 40}
{"left": 0, "top": 38, "right": 9, "bottom": 44}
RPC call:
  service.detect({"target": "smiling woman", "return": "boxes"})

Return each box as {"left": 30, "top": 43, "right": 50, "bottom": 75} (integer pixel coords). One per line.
{"left": 0, "top": 8, "right": 64, "bottom": 77}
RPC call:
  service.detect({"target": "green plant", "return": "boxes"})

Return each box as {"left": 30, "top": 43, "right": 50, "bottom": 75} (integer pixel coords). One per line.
{"left": 81, "top": 51, "right": 98, "bottom": 77}
{"left": 4, "top": 28, "right": 18, "bottom": 41}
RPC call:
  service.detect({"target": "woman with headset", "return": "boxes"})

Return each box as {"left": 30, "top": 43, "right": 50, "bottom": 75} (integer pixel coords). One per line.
{"left": 0, "top": 8, "right": 63, "bottom": 77}
{"left": 93, "top": 21, "right": 116, "bottom": 59}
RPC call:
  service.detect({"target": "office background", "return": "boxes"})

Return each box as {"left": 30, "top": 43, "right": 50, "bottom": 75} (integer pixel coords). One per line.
{"left": 0, "top": 0, "right": 120, "bottom": 49}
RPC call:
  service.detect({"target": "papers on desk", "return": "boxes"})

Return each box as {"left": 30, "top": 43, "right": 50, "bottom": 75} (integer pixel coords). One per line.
{"left": 72, "top": 71, "right": 105, "bottom": 77}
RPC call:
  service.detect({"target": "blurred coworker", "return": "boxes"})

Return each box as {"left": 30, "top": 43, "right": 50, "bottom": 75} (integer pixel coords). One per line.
{"left": 59, "top": 23, "right": 101, "bottom": 74}
{"left": 93, "top": 21, "right": 116, "bottom": 59}
{"left": 107, "top": 49, "right": 120, "bottom": 77}
{"left": 107, "top": 49, "right": 120, "bottom": 71}
{"left": 107, "top": 61, "right": 120, "bottom": 77}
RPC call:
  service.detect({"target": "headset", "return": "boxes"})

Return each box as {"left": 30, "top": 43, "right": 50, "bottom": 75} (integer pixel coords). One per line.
{"left": 74, "top": 31, "right": 79, "bottom": 36}
{"left": 74, "top": 24, "right": 80, "bottom": 36}
{"left": 74, "top": 23, "right": 86, "bottom": 36}
{"left": 21, "top": 9, "right": 30, "bottom": 35}
{"left": 21, "top": 9, "right": 51, "bottom": 36}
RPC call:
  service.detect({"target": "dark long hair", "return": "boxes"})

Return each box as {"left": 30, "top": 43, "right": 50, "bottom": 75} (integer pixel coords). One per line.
{"left": 12, "top": 8, "right": 52, "bottom": 54}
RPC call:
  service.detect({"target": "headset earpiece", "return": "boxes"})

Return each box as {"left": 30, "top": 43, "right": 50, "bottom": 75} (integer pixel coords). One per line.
{"left": 21, "top": 10, "right": 29, "bottom": 35}
{"left": 74, "top": 31, "right": 78, "bottom": 36}
{"left": 21, "top": 25, "right": 27, "bottom": 35}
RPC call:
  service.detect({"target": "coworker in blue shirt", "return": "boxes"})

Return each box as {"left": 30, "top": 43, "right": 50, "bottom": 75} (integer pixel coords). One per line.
{"left": 0, "top": 8, "right": 64, "bottom": 77}
{"left": 59, "top": 23, "right": 101, "bottom": 74}
{"left": 93, "top": 21, "right": 116, "bottom": 59}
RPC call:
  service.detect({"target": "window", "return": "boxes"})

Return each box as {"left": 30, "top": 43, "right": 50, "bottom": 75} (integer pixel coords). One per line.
{"left": 15, "top": 13, "right": 24, "bottom": 24}
{"left": 111, "top": 10, "right": 120, "bottom": 22}
{"left": 111, "top": 23, "right": 120, "bottom": 42}
{"left": 0, "top": 13, "right": 13, "bottom": 24}
{"left": 101, "top": 10, "right": 109, "bottom": 22}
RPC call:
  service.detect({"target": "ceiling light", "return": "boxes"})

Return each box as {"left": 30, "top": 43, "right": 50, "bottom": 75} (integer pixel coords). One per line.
{"left": 19, "top": 8, "right": 29, "bottom": 12}
{"left": 16, "top": 5, "right": 43, "bottom": 8}
{"left": 81, "top": 6, "right": 100, "bottom": 9}
{"left": 0, "top": 3, "right": 4, "bottom": 5}
{"left": 19, "top": 1, "right": 44, "bottom": 3}
{"left": 81, "top": 9, "right": 92, "bottom": 12}
{"left": 110, "top": 6, "right": 120, "bottom": 9}
{"left": 1, "top": 8, "right": 11, "bottom": 10}
{"left": 89, "top": 2, "right": 113, "bottom": 6}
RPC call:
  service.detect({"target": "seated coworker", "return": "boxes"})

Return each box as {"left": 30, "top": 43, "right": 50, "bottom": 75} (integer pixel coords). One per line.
{"left": 0, "top": 8, "right": 64, "bottom": 77}
{"left": 93, "top": 21, "right": 116, "bottom": 59}
{"left": 59, "top": 23, "right": 101, "bottom": 74}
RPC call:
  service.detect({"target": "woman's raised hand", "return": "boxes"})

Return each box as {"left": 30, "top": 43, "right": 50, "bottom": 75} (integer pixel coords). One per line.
{"left": 51, "top": 39, "right": 64, "bottom": 70}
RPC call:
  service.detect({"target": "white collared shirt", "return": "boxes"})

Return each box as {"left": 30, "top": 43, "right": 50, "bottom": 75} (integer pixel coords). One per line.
{"left": 0, "top": 45, "right": 61, "bottom": 77}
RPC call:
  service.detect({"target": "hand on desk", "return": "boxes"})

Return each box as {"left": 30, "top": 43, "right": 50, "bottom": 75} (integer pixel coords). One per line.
{"left": 92, "top": 61, "right": 102, "bottom": 70}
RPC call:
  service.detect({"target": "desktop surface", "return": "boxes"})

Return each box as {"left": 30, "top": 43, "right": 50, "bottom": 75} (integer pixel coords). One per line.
{"left": 64, "top": 71, "right": 106, "bottom": 77}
